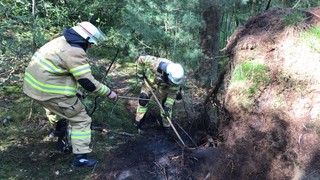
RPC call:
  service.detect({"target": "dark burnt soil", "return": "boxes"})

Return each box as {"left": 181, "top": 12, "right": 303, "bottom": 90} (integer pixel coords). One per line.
{"left": 91, "top": 66, "right": 227, "bottom": 179}
{"left": 99, "top": 137, "right": 229, "bottom": 180}
{"left": 95, "top": 111, "right": 229, "bottom": 180}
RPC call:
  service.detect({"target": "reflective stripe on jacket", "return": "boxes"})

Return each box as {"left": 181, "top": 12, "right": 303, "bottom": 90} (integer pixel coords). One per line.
{"left": 23, "top": 36, "right": 111, "bottom": 101}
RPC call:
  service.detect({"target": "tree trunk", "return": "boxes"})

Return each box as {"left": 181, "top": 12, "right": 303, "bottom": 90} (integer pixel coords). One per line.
{"left": 32, "top": 0, "right": 36, "bottom": 52}
{"left": 200, "top": 1, "right": 221, "bottom": 82}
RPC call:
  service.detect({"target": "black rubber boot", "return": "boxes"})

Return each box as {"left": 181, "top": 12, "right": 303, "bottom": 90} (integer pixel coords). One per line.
{"left": 56, "top": 138, "right": 64, "bottom": 151}
{"left": 71, "top": 154, "right": 96, "bottom": 168}
{"left": 133, "top": 120, "right": 142, "bottom": 129}
{"left": 163, "top": 127, "right": 173, "bottom": 135}
{"left": 133, "top": 120, "right": 145, "bottom": 134}
{"left": 48, "top": 129, "right": 56, "bottom": 140}
{"left": 49, "top": 119, "right": 67, "bottom": 139}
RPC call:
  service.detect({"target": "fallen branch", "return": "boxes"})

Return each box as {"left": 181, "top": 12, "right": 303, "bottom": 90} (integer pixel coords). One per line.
{"left": 91, "top": 126, "right": 137, "bottom": 137}
{"left": 169, "top": 154, "right": 183, "bottom": 160}
{"left": 154, "top": 162, "right": 168, "bottom": 180}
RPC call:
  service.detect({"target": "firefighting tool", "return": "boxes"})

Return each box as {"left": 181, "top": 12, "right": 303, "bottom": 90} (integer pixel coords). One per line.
{"left": 118, "top": 95, "right": 151, "bottom": 101}
{"left": 143, "top": 79, "right": 186, "bottom": 146}
{"left": 90, "top": 49, "right": 119, "bottom": 116}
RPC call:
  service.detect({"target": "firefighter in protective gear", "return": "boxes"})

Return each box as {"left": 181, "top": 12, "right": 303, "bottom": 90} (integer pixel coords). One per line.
{"left": 23, "top": 21, "right": 117, "bottom": 168}
{"left": 133, "top": 55, "right": 184, "bottom": 133}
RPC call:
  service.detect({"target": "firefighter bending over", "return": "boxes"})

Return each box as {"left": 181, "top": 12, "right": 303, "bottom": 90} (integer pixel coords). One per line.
{"left": 133, "top": 55, "right": 184, "bottom": 133}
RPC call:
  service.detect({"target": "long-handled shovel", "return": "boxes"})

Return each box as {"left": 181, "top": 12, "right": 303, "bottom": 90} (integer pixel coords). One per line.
{"left": 117, "top": 96, "right": 151, "bottom": 101}
{"left": 143, "top": 79, "right": 186, "bottom": 146}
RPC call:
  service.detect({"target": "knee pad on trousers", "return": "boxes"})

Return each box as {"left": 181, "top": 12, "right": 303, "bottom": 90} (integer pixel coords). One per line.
{"left": 139, "top": 93, "right": 149, "bottom": 106}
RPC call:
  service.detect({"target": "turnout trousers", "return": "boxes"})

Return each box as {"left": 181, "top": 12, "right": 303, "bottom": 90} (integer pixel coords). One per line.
{"left": 135, "top": 83, "right": 176, "bottom": 128}
{"left": 36, "top": 96, "right": 92, "bottom": 154}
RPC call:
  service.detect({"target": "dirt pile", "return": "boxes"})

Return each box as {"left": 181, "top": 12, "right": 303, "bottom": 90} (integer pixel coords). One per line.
{"left": 221, "top": 6, "right": 320, "bottom": 179}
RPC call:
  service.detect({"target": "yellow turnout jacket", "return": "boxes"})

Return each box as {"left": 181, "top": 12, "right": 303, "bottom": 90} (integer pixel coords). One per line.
{"left": 23, "top": 36, "right": 111, "bottom": 101}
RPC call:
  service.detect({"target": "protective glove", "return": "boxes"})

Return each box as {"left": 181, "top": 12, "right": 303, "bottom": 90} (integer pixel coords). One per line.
{"left": 108, "top": 91, "right": 117, "bottom": 100}
{"left": 175, "top": 87, "right": 183, "bottom": 100}
{"left": 176, "top": 91, "right": 182, "bottom": 100}
{"left": 76, "top": 90, "right": 86, "bottom": 99}
{"left": 137, "top": 73, "right": 145, "bottom": 80}
{"left": 163, "top": 106, "right": 172, "bottom": 120}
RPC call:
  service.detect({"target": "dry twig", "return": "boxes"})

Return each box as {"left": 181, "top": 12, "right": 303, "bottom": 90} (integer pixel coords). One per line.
{"left": 154, "top": 162, "right": 168, "bottom": 180}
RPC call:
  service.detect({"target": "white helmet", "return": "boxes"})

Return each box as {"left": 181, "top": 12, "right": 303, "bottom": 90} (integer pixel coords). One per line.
{"left": 166, "top": 63, "right": 184, "bottom": 85}
{"left": 72, "top": 21, "right": 106, "bottom": 45}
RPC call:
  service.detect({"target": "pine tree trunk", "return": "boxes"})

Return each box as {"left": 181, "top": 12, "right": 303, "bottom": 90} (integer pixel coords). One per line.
{"left": 200, "top": 1, "right": 221, "bottom": 83}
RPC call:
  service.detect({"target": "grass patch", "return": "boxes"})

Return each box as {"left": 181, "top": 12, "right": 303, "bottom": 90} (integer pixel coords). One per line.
{"left": 0, "top": 84, "right": 23, "bottom": 94}
{"left": 0, "top": 84, "right": 35, "bottom": 123}
{"left": 301, "top": 25, "right": 320, "bottom": 52}
{"left": 91, "top": 99, "right": 135, "bottom": 132}
{"left": 0, "top": 80, "right": 136, "bottom": 179}
{"left": 231, "top": 62, "right": 270, "bottom": 96}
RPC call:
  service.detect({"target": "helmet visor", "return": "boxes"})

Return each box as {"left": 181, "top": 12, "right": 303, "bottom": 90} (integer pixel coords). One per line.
{"left": 96, "top": 27, "right": 106, "bottom": 43}
{"left": 168, "top": 77, "right": 183, "bottom": 85}
{"left": 88, "top": 27, "right": 106, "bottom": 45}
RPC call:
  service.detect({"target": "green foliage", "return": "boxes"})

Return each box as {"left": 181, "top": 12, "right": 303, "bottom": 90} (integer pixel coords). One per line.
{"left": 302, "top": 25, "right": 320, "bottom": 52}
{"left": 119, "top": 0, "right": 204, "bottom": 65}
{"left": 79, "top": 93, "right": 135, "bottom": 133}
{"left": 0, "top": 0, "right": 33, "bottom": 56}
{"left": 0, "top": 85, "right": 22, "bottom": 94}
{"left": 282, "top": 11, "right": 306, "bottom": 27}
{"left": 231, "top": 62, "right": 270, "bottom": 95}
{"left": 308, "top": 25, "right": 320, "bottom": 39}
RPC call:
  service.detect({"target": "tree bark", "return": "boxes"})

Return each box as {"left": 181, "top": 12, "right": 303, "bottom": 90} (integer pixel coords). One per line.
{"left": 200, "top": 1, "right": 221, "bottom": 83}
{"left": 32, "top": 0, "right": 36, "bottom": 52}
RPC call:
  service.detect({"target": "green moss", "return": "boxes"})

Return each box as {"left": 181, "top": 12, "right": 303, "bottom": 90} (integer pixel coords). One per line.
{"left": 302, "top": 25, "right": 320, "bottom": 52}
{"left": 230, "top": 62, "right": 270, "bottom": 111}
{"left": 309, "top": 25, "right": 320, "bottom": 40}
{"left": 231, "top": 62, "right": 270, "bottom": 95}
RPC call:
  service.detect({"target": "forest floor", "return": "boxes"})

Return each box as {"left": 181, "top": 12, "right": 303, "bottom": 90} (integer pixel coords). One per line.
{"left": 1, "top": 6, "right": 319, "bottom": 180}
{"left": 0, "top": 61, "right": 220, "bottom": 180}
{"left": 91, "top": 64, "right": 220, "bottom": 180}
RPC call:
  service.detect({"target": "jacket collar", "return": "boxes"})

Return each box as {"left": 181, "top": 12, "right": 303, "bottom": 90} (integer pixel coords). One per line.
{"left": 63, "top": 28, "right": 88, "bottom": 51}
